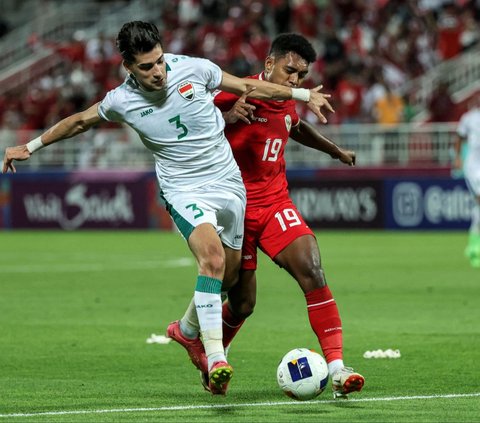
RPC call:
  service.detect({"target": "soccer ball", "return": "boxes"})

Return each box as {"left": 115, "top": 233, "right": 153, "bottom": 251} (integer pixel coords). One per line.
{"left": 277, "top": 348, "right": 329, "bottom": 401}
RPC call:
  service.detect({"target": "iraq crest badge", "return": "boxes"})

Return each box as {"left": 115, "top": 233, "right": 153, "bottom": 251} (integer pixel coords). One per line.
{"left": 178, "top": 81, "right": 195, "bottom": 101}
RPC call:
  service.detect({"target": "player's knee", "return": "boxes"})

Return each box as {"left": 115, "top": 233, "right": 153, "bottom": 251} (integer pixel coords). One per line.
{"left": 223, "top": 259, "right": 242, "bottom": 289}
{"left": 310, "top": 266, "right": 327, "bottom": 287}
{"left": 235, "top": 298, "right": 256, "bottom": 319}
{"left": 298, "top": 266, "right": 327, "bottom": 292}
{"left": 198, "top": 250, "right": 226, "bottom": 278}
{"left": 230, "top": 295, "right": 256, "bottom": 319}
{"left": 223, "top": 271, "right": 239, "bottom": 290}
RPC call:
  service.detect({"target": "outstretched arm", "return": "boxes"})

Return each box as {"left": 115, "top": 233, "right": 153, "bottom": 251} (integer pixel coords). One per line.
{"left": 290, "top": 119, "right": 356, "bottom": 166}
{"left": 2, "top": 102, "right": 103, "bottom": 173}
{"left": 220, "top": 71, "right": 334, "bottom": 123}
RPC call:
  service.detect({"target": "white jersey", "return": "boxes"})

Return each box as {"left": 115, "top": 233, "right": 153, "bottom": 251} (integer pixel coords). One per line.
{"left": 98, "top": 53, "right": 240, "bottom": 191}
{"left": 457, "top": 108, "right": 480, "bottom": 179}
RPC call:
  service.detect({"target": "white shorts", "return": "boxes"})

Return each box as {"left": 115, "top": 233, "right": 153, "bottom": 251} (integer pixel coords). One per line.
{"left": 161, "top": 174, "right": 246, "bottom": 250}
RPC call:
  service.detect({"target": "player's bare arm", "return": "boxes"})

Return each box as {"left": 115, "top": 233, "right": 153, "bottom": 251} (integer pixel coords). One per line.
{"left": 2, "top": 103, "right": 103, "bottom": 174}
{"left": 291, "top": 119, "right": 356, "bottom": 166}
{"left": 220, "top": 72, "right": 334, "bottom": 123}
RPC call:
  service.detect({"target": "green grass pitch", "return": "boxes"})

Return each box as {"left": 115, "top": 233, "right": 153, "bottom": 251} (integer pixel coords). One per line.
{"left": 0, "top": 230, "right": 479, "bottom": 422}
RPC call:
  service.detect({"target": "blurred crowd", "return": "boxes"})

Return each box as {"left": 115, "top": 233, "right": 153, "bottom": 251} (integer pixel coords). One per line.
{"left": 1, "top": 0, "right": 479, "bottom": 133}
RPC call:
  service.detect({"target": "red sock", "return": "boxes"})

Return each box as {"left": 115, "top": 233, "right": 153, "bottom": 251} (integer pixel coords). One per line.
{"left": 305, "top": 286, "right": 343, "bottom": 363}
{"left": 222, "top": 302, "right": 245, "bottom": 348}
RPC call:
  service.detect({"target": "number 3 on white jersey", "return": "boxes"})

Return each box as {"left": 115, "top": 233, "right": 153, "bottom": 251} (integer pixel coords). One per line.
{"left": 275, "top": 208, "right": 301, "bottom": 231}
{"left": 262, "top": 138, "right": 282, "bottom": 162}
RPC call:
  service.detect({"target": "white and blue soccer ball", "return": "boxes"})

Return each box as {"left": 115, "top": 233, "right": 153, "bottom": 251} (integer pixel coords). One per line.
{"left": 277, "top": 348, "right": 329, "bottom": 401}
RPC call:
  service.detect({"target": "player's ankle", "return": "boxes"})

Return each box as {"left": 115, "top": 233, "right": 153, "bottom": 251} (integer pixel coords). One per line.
{"left": 327, "top": 359, "right": 344, "bottom": 375}
{"left": 179, "top": 319, "right": 199, "bottom": 339}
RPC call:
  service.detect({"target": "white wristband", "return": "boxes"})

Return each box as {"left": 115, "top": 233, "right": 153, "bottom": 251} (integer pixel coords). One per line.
{"left": 291, "top": 88, "right": 311, "bottom": 102}
{"left": 26, "top": 136, "right": 44, "bottom": 154}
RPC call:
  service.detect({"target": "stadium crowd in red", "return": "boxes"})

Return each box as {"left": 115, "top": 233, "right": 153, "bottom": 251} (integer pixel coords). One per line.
{"left": 0, "top": 0, "right": 478, "bottom": 133}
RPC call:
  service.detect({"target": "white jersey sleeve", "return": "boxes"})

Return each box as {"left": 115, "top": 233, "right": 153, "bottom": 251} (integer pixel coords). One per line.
{"left": 191, "top": 57, "right": 223, "bottom": 91}
{"left": 98, "top": 88, "right": 126, "bottom": 123}
{"left": 457, "top": 112, "right": 470, "bottom": 139}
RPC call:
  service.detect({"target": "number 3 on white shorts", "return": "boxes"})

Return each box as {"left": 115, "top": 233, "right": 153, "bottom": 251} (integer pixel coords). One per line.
{"left": 274, "top": 208, "right": 301, "bottom": 231}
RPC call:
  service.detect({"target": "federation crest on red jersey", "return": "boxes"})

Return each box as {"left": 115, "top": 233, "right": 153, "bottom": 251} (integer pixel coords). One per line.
{"left": 178, "top": 81, "right": 195, "bottom": 101}
{"left": 285, "top": 114, "right": 292, "bottom": 132}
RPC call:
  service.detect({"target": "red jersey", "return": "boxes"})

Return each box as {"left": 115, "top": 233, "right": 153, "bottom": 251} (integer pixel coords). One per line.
{"left": 214, "top": 73, "right": 300, "bottom": 207}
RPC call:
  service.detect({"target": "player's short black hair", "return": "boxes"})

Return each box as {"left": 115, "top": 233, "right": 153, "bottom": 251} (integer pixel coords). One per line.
{"left": 116, "top": 21, "right": 163, "bottom": 63}
{"left": 269, "top": 33, "right": 317, "bottom": 64}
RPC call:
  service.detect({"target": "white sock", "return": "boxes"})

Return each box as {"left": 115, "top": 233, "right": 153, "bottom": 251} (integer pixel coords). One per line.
{"left": 179, "top": 297, "right": 199, "bottom": 339}
{"left": 328, "top": 359, "right": 344, "bottom": 376}
{"left": 202, "top": 328, "right": 226, "bottom": 369}
{"left": 194, "top": 276, "right": 226, "bottom": 370}
{"left": 179, "top": 293, "right": 228, "bottom": 339}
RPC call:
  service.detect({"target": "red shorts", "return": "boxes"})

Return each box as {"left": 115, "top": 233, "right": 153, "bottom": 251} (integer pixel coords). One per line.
{"left": 241, "top": 199, "right": 315, "bottom": 270}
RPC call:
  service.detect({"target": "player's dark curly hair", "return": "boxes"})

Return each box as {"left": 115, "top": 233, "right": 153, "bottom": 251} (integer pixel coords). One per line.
{"left": 116, "top": 21, "right": 163, "bottom": 63}
{"left": 269, "top": 33, "right": 317, "bottom": 64}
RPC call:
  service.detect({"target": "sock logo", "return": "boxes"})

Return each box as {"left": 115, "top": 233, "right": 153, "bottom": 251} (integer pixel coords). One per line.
{"left": 324, "top": 326, "right": 342, "bottom": 333}
{"left": 196, "top": 303, "right": 213, "bottom": 308}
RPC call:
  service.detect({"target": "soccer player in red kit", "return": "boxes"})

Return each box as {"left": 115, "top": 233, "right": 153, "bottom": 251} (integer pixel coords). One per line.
{"left": 167, "top": 33, "right": 364, "bottom": 398}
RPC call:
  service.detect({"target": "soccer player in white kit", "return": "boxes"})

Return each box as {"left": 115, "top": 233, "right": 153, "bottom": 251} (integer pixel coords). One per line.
{"left": 454, "top": 101, "right": 480, "bottom": 268}
{"left": 2, "top": 21, "right": 334, "bottom": 393}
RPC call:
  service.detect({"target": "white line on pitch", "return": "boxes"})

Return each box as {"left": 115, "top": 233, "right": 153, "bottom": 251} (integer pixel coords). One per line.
{"left": 1, "top": 392, "right": 479, "bottom": 418}
{"left": 0, "top": 258, "right": 194, "bottom": 273}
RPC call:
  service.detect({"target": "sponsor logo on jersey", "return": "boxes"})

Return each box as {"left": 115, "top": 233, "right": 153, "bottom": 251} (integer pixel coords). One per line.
{"left": 178, "top": 81, "right": 195, "bottom": 100}
{"left": 252, "top": 116, "right": 268, "bottom": 123}
{"left": 242, "top": 255, "right": 253, "bottom": 260}
{"left": 285, "top": 114, "right": 292, "bottom": 131}
{"left": 140, "top": 108, "right": 154, "bottom": 117}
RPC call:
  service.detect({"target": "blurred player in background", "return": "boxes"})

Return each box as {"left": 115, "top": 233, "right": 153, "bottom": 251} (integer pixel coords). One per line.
{"left": 168, "top": 33, "right": 364, "bottom": 398}
{"left": 2, "top": 21, "right": 334, "bottom": 392}
{"left": 453, "top": 98, "right": 480, "bottom": 268}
